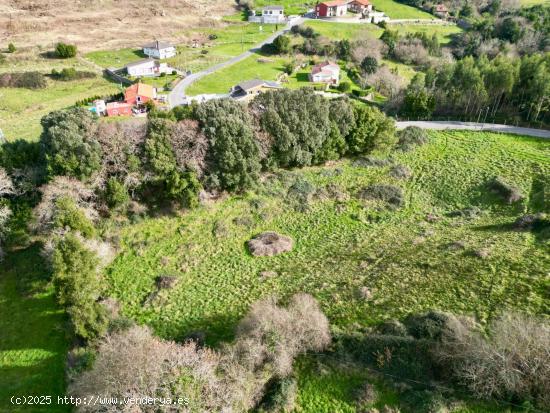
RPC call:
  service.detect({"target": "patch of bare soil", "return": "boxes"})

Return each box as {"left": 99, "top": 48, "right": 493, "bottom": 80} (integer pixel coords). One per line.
{"left": 1, "top": 0, "right": 235, "bottom": 51}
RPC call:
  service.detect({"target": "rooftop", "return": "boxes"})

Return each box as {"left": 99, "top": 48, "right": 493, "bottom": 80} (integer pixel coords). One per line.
{"left": 142, "top": 40, "right": 174, "bottom": 50}
{"left": 319, "top": 0, "right": 348, "bottom": 7}
{"left": 125, "top": 58, "right": 156, "bottom": 68}
{"left": 263, "top": 5, "right": 284, "bottom": 10}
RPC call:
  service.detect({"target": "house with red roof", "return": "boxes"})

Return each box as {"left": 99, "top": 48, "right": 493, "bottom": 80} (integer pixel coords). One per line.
{"left": 105, "top": 102, "right": 133, "bottom": 117}
{"left": 124, "top": 83, "right": 157, "bottom": 106}
{"left": 315, "top": 0, "right": 348, "bottom": 17}
{"left": 348, "top": 0, "right": 372, "bottom": 14}
{"left": 309, "top": 61, "right": 340, "bottom": 85}
{"left": 434, "top": 4, "right": 449, "bottom": 19}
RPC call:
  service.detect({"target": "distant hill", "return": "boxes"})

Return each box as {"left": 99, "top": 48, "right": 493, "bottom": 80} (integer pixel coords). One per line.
{"left": 0, "top": 0, "right": 235, "bottom": 51}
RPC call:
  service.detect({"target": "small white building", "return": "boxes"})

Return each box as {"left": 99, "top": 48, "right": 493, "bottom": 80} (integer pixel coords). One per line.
{"left": 126, "top": 58, "right": 169, "bottom": 77}
{"left": 93, "top": 99, "right": 106, "bottom": 115}
{"left": 363, "top": 10, "right": 390, "bottom": 23}
{"left": 249, "top": 5, "right": 285, "bottom": 24}
{"left": 309, "top": 61, "right": 340, "bottom": 85}
{"left": 142, "top": 41, "right": 176, "bottom": 59}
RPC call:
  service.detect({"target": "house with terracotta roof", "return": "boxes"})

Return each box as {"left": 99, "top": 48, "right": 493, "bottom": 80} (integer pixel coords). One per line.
{"left": 315, "top": 0, "right": 348, "bottom": 17}
{"left": 433, "top": 4, "right": 449, "bottom": 19}
{"left": 309, "top": 61, "right": 340, "bottom": 84}
{"left": 124, "top": 83, "right": 157, "bottom": 106}
{"left": 106, "top": 102, "right": 133, "bottom": 117}
{"left": 348, "top": 0, "right": 372, "bottom": 14}
{"left": 143, "top": 41, "right": 176, "bottom": 59}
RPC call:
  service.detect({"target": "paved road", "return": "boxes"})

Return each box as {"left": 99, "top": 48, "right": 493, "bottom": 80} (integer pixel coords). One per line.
{"left": 396, "top": 121, "right": 550, "bottom": 139}
{"left": 168, "top": 18, "right": 303, "bottom": 107}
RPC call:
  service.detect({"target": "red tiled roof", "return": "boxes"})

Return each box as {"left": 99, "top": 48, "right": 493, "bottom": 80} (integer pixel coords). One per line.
{"left": 319, "top": 0, "right": 348, "bottom": 7}
{"left": 435, "top": 4, "right": 448, "bottom": 11}
{"left": 311, "top": 61, "right": 339, "bottom": 75}
{"left": 124, "top": 83, "right": 155, "bottom": 102}
{"left": 350, "top": 0, "right": 371, "bottom": 5}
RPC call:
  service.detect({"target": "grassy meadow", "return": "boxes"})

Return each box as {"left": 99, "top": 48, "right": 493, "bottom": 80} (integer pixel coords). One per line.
{"left": 369, "top": 0, "right": 435, "bottom": 19}
{"left": 101, "top": 130, "right": 548, "bottom": 410}
{"left": 0, "top": 246, "right": 69, "bottom": 413}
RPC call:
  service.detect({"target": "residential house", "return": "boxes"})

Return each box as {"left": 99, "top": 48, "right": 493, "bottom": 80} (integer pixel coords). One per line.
{"left": 126, "top": 58, "right": 169, "bottom": 77}
{"left": 261, "top": 6, "right": 285, "bottom": 23}
{"left": 124, "top": 83, "right": 157, "bottom": 106}
{"left": 106, "top": 102, "right": 133, "bottom": 117}
{"left": 315, "top": 0, "right": 348, "bottom": 18}
{"left": 142, "top": 41, "right": 176, "bottom": 59}
{"left": 348, "top": 0, "right": 372, "bottom": 14}
{"left": 363, "top": 9, "right": 390, "bottom": 23}
{"left": 434, "top": 4, "right": 449, "bottom": 19}
{"left": 309, "top": 61, "right": 340, "bottom": 84}
{"left": 230, "top": 79, "right": 282, "bottom": 100}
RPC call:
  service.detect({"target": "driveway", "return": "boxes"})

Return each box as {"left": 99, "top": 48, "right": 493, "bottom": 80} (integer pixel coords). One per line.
{"left": 396, "top": 121, "right": 550, "bottom": 139}
{"left": 168, "top": 17, "right": 303, "bottom": 107}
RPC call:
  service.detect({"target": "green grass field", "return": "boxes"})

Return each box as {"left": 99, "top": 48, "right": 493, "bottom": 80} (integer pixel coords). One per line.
{"left": 303, "top": 20, "right": 383, "bottom": 40}
{"left": 370, "top": 0, "right": 435, "bottom": 19}
{"left": 0, "top": 245, "right": 70, "bottom": 413}
{"left": 520, "top": 0, "right": 549, "bottom": 6}
{"left": 0, "top": 77, "right": 120, "bottom": 142}
{"left": 392, "top": 23, "right": 463, "bottom": 44}
{"left": 102, "top": 130, "right": 548, "bottom": 410}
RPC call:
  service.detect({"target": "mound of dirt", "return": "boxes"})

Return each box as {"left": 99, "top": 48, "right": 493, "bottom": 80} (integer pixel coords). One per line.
{"left": 248, "top": 232, "right": 293, "bottom": 257}
{"left": 156, "top": 275, "right": 179, "bottom": 290}
{"left": 488, "top": 176, "right": 523, "bottom": 204}
{"left": 357, "top": 185, "right": 404, "bottom": 208}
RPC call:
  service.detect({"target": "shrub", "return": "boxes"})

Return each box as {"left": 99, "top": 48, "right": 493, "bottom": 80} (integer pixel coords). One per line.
{"left": 104, "top": 177, "right": 129, "bottom": 210}
{"left": 338, "top": 81, "right": 351, "bottom": 92}
{"left": 358, "top": 184, "right": 404, "bottom": 208}
{"left": 273, "top": 35, "right": 291, "bottom": 54}
{"left": 396, "top": 126, "right": 429, "bottom": 151}
{"left": 196, "top": 99, "right": 261, "bottom": 191}
{"left": 0, "top": 71, "right": 46, "bottom": 89}
{"left": 53, "top": 196, "right": 96, "bottom": 237}
{"left": 235, "top": 293, "right": 331, "bottom": 377}
{"left": 55, "top": 42, "right": 77, "bottom": 58}
{"left": 50, "top": 68, "right": 95, "bottom": 81}
{"left": 488, "top": 176, "right": 524, "bottom": 204}
{"left": 169, "top": 119, "right": 208, "bottom": 176}
{"left": 283, "top": 60, "right": 294, "bottom": 75}
{"left": 52, "top": 233, "right": 107, "bottom": 340}
{"left": 361, "top": 56, "right": 378, "bottom": 74}
{"left": 40, "top": 107, "right": 101, "bottom": 179}
{"left": 251, "top": 89, "right": 335, "bottom": 168}
{"left": 389, "top": 164, "right": 412, "bottom": 179}
{"left": 436, "top": 313, "right": 550, "bottom": 409}
{"left": 69, "top": 325, "right": 227, "bottom": 412}
{"left": 7, "top": 43, "right": 16, "bottom": 53}
{"left": 347, "top": 105, "right": 397, "bottom": 154}
{"left": 257, "top": 376, "right": 297, "bottom": 413}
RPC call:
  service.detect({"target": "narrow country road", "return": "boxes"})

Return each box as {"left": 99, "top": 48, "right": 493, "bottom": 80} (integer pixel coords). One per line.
{"left": 168, "top": 18, "right": 303, "bottom": 108}
{"left": 396, "top": 121, "right": 550, "bottom": 139}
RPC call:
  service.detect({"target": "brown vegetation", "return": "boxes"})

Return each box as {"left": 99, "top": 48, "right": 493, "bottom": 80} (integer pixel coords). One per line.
{"left": 248, "top": 232, "right": 293, "bottom": 257}
{"left": 1, "top": 0, "right": 234, "bottom": 52}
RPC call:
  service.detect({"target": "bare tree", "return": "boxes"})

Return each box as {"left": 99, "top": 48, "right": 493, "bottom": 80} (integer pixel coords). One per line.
{"left": 33, "top": 176, "right": 97, "bottom": 235}
{"left": 436, "top": 312, "right": 550, "bottom": 409}
{"left": 70, "top": 325, "right": 228, "bottom": 412}
{"left": 0, "top": 168, "right": 14, "bottom": 197}
{"left": 366, "top": 66, "right": 405, "bottom": 99}
{"left": 170, "top": 119, "right": 209, "bottom": 177}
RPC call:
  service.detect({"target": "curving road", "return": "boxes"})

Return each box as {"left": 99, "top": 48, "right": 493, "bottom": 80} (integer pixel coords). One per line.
{"left": 168, "top": 18, "right": 303, "bottom": 108}
{"left": 396, "top": 121, "right": 550, "bottom": 139}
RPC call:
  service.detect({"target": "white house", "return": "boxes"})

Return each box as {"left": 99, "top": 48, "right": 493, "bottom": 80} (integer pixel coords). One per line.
{"left": 93, "top": 99, "right": 106, "bottom": 115}
{"left": 363, "top": 10, "right": 390, "bottom": 23}
{"left": 126, "top": 58, "right": 169, "bottom": 77}
{"left": 249, "top": 5, "right": 286, "bottom": 24}
{"left": 142, "top": 41, "right": 176, "bottom": 59}
{"left": 309, "top": 61, "right": 340, "bottom": 84}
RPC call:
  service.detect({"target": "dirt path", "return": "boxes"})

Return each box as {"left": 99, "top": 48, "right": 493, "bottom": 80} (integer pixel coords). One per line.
{"left": 396, "top": 121, "right": 550, "bottom": 139}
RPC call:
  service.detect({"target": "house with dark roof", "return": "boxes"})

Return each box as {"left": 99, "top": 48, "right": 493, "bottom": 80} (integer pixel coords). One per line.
{"left": 143, "top": 40, "right": 176, "bottom": 59}
{"left": 230, "top": 79, "right": 282, "bottom": 100}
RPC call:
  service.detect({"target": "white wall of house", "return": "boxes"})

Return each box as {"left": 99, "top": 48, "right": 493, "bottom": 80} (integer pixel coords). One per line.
{"left": 143, "top": 46, "right": 176, "bottom": 59}
{"left": 127, "top": 61, "right": 169, "bottom": 77}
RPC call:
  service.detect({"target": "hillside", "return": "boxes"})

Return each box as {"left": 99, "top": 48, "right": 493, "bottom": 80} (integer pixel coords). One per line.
{"left": 0, "top": 0, "right": 234, "bottom": 51}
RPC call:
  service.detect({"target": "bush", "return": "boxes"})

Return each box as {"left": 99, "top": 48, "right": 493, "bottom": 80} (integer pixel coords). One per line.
{"left": 396, "top": 126, "right": 428, "bottom": 151}
{"left": 273, "top": 35, "right": 291, "bottom": 54}
{"left": 53, "top": 196, "right": 95, "bottom": 237}
{"left": 347, "top": 105, "right": 397, "bottom": 154}
{"left": 358, "top": 184, "right": 404, "bottom": 208}
{"left": 436, "top": 313, "right": 550, "bottom": 409}
{"left": 55, "top": 42, "right": 77, "bottom": 58}
{"left": 196, "top": 99, "right": 261, "bottom": 191}
{"left": 361, "top": 56, "right": 378, "bottom": 74}
{"left": 338, "top": 81, "right": 351, "bottom": 92}
{"left": 488, "top": 176, "right": 524, "bottom": 204}
{"left": 8, "top": 43, "right": 16, "bottom": 53}
{"left": 104, "top": 178, "right": 129, "bottom": 210}
{"left": 0, "top": 71, "right": 46, "bottom": 89}
{"left": 40, "top": 107, "right": 101, "bottom": 180}
{"left": 235, "top": 293, "right": 331, "bottom": 377}
{"left": 257, "top": 376, "right": 297, "bottom": 413}
{"left": 52, "top": 233, "right": 107, "bottom": 340}
{"left": 50, "top": 68, "right": 95, "bottom": 81}
{"left": 69, "top": 325, "right": 227, "bottom": 412}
